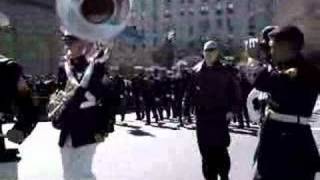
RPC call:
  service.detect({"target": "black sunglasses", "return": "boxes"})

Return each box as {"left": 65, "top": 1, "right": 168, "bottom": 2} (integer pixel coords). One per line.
{"left": 204, "top": 48, "right": 217, "bottom": 52}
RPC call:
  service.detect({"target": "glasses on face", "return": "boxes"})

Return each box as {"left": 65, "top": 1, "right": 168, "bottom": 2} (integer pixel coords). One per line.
{"left": 204, "top": 48, "right": 216, "bottom": 52}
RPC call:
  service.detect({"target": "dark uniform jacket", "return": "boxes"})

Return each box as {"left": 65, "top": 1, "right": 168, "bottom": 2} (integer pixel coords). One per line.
{"left": 57, "top": 56, "right": 109, "bottom": 148}
{"left": 142, "top": 76, "right": 156, "bottom": 104}
{"left": 131, "top": 74, "right": 144, "bottom": 98}
{"left": 255, "top": 58, "right": 320, "bottom": 117}
{"left": 193, "top": 61, "right": 241, "bottom": 147}
{"left": 254, "top": 56, "right": 320, "bottom": 177}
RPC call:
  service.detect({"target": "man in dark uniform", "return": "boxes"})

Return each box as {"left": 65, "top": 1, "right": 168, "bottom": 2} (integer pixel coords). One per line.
{"left": 131, "top": 67, "right": 145, "bottom": 120}
{"left": 162, "top": 70, "right": 174, "bottom": 119}
{"left": 182, "top": 68, "right": 194, "bottom": 124}
{"left": 172, "top": 67, "right": 187, "bottom": 127}
{"left": 153, "top": 68, "right": 164, "bottom": 122}
{"left": 253, "top": 26, "right": 320, "bottom": 180}
{"left": 237, "top": 67, "right": 252, "bottom": 128}
{"left": 142, "top": 68, "right": 159, "bottom": 125}
{"left": 0, "top": 54, "right": 38, "bottom": 161}
{"left": 194, "top": 40, "right": 241, "bottom": 180}
{"left": 113, "top": 74, "right": 127, "bottom": 122}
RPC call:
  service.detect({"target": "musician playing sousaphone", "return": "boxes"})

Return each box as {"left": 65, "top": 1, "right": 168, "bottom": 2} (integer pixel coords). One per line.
{"left": 52, "top": 0, "right": 131, "bottom": 179}
{"left": 53, "top": 29, "right": 114, "bottom": 180}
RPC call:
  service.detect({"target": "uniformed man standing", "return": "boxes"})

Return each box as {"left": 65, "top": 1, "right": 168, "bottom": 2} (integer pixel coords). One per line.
{"left": 113, "top": 74, "right": 126, "bottom": 122}
{"left": 172, "top": 67, "right": 187, "bottom": 127}
{"left": 131, "top": 67, "right": 145, "bottom": 120}
{"left": 253, "top": 26, "right": 320, "bottom": 180}
{"left": 162, "top": 70, "right": 174, "bottom": 120}
{"left": 142, "top": 68, "right": 159, "bottom": 125}
{"left": 153, "top": 68, "right": 164, "bottom": 122}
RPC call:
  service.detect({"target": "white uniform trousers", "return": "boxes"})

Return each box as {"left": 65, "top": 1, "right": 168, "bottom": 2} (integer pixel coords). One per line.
{"left": 60, "top": 136, "right": 97, "bottom": 180}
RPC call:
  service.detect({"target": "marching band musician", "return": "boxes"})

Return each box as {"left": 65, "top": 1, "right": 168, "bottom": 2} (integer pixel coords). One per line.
{"left": 57, "top": 30, "right": 112, "bottom": 180}
{"left": 253, "top": 25, "right": 320, "bottom": 180}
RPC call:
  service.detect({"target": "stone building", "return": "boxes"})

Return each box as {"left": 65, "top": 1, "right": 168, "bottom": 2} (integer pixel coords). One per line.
{"left": 121, "top": 0, "right": 276, "bottom": 67}
{"left": 0, "top": 0, "right": 60, "bottom": 75}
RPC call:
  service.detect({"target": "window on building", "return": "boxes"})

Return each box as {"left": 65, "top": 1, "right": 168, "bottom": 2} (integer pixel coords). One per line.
{"left": 180, "top": 0, "right": 185, "bottom": 4}
{"left": 132, "top": 44, "right": 137, "bottom": 52}
{"left": 247, "top": 0, "right": 253, "bottom": 11}
{"left": 180, "top": 9, "right": 185, "bottom": 16}
{"left": 216, "top": 2, "right": 223, "bottom": 15}
{"left": 188, "top": 25, "right": 194, "bottom": 36}
{"left": 153, "top": 38, "right": 158, "bottom": 46}
{"left": 248, "top": 16, "right": 256, "bottom": 30}
{"left": 165, "top": 0, "right": 172, "bottom": 8}
{"left": 227, "top": 36, "right": 234, "bottom": 46}
{"left": 141, "top": 1, "right": 146, "bottom": 11}
{"left": 164, "top": 10, "right": 172, "bottom": 18}
{"left": 189, "top": 9, "right": 194, "bottom": 16}
{"left": 200, "top": 5, "right": 209, "bottom": 15}
{"left": 199, "top": 19, "right": 211, "bottom": 34}
{"left": 227, "top": 17, "right": 233, "bottom": 32}
{"left": 216, "top": 18, "right": 223, "bottom": 28}
{"left": 248, "top": 31, "right": 256, "bottom": 36}
{"left": 226, "top": 2, "right": 234, "bottom": 13}
{"left": 188, "top": 0, "right": 194, "bottom": 4}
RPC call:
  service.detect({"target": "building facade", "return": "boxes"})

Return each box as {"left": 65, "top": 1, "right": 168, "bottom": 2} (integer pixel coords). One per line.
{"left": 0, "top": 0, "right": 60, "bottom": 75}
{"left": 130, "top": 0, "right": 275, "bottom": 51}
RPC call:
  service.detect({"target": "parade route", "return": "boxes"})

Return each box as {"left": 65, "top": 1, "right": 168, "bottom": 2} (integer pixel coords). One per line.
{"left": 0, "top": 113, "right": 318, "bottom": 180}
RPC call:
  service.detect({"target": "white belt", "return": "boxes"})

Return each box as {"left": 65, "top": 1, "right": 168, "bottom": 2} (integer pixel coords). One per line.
{"left": 266, "top": 110, "right": 310, "bottom": 125}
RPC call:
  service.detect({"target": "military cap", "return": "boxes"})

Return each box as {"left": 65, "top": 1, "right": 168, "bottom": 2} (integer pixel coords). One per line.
{"left": 269, "top": 25, "right": 304, "bottom": 51}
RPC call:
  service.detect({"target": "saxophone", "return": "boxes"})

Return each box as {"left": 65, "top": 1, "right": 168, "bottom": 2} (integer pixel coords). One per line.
{"left": 47, "top": 79, "right": 78, "bottom": 129}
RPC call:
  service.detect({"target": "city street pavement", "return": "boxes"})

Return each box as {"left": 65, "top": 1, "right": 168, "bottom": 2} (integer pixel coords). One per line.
{"left": 1, "top": 112, "right": 319, "bottom": 180}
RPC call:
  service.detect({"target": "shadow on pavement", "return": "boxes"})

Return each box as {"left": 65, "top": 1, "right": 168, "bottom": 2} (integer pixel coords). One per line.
{"left": 128, "top": 129, "right": 156, "bottom": 137}
{"left": 115, "top": 123, "right": 142, "bottom": 130}
{"left": 150, "top": 123, "right": 180, "bottom": 130}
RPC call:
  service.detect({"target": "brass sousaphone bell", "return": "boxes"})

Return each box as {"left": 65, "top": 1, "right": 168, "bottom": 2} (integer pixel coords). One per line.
{"left": 56, "top": 0, "right": 132, "bottom": 42}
